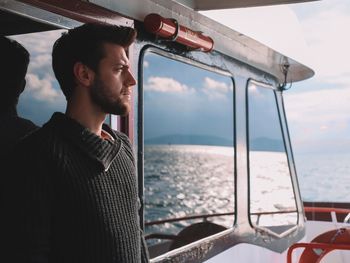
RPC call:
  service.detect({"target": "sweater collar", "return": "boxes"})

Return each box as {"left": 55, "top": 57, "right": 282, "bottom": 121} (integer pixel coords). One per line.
{"left": 45, "top": 112, "right": 121, "bottom": 171}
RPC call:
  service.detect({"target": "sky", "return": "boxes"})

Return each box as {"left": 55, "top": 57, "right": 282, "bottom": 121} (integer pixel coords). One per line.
{"left": 203, "top": 0, "right": 350, "bottom": 154}
{"left": 287, "top": 0, "right": 350, "bottom": 154}
{"left": 143, "top": 53, "right": 234, "bottom": 142}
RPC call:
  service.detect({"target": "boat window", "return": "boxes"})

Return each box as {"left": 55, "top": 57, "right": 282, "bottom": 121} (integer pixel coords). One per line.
{"left": 248, "top": 81, "right": 297, "bottom": 235}
{"left": 11, "top": 30, "right": 111, "bottom": 127}
{"left": 142, "top": 51, "right": 235, "bottom": 258}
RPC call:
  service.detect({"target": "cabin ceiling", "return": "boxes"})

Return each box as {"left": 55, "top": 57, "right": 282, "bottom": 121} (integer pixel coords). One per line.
{"left": 0, "top": 0, "right": 320, "bottom": 36}
{"left": 175, "top": 0, "right": 320, "bottom": 10}
{"left": 0, "top": 9, "right": 57, "bottom": 36}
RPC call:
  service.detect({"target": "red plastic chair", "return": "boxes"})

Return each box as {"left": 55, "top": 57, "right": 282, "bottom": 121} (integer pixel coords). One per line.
{"left": 287, "top": 228, "right": 350, "bottom": 263}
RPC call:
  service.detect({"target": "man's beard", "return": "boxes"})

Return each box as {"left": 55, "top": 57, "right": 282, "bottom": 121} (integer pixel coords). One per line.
{"left": 90, "top": 77, "right": 130, "bottom": 116}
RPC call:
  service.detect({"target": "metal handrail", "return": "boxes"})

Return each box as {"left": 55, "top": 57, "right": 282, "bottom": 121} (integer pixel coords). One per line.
{"left": 304, "top": 207, "right": 350, "bottom": 214}
{"left": 304, "top": 206, "right": 350, "bottom": 223}
{"left": 145, "top": 209, "right": 297, "bottom": 226}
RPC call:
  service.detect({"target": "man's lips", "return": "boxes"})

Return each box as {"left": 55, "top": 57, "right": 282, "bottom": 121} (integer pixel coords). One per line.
{"left": 121, "top": 89, "right": 132, "bottom": 100}
{"left": 121, "top": 88, "right": 131, "bottom": 95}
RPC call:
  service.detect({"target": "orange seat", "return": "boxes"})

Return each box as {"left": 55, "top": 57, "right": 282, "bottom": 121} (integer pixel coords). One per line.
{"left": 287, "top": 228, "right": 350, "bottom": 263}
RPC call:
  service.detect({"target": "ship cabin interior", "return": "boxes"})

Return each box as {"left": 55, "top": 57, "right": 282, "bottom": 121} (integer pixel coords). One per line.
{"left": 0, "top": 0, "right": 317, "bottom": 262}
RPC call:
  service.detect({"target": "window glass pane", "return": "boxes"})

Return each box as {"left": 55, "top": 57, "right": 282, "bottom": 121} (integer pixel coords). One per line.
{"left": 143, "top": 52, "right": 234, "bottom": 258}
{"left": 11, "top": 30, "right": 66, "bottom": 126}
{"left": 248, "top": 82, "right": 297, "bottom": 234}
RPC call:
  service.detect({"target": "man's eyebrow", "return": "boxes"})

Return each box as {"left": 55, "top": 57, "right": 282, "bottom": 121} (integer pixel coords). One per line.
{"left": 114, "top": 62, "right": 128, "bottom": 67}
{"left": 114, "top": 61, "right": 130, "bottom": 68}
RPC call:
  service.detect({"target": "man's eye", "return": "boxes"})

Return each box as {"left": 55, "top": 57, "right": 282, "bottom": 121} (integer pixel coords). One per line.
{"left": 115, "top": 66, "right": 127, "bottom": 72}
{"left": 114, "top": 67, "right": 123, "bottom": 72}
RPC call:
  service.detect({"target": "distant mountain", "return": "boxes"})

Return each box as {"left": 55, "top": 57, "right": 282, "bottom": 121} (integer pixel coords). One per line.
{"left": 145, "top": 134, "right": 233, "bottom": 147}
{"left": 250, "top": 137, "right": 285, "bottom": 152}
{"left": 145, "top": 135, "right": 285, "bottom": 152}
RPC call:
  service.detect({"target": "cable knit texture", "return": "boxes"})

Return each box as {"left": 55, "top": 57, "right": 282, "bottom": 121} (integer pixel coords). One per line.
{"left": 1, "top": 112, "right": 149, "bottom": 263}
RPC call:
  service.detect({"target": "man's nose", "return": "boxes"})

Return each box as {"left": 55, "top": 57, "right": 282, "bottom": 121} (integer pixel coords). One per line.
{"left": 126, "top": 69, "right": 137, "bottom": 87}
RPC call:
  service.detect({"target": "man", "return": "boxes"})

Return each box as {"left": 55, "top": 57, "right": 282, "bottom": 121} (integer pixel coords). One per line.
{"left": 0, "top": 36, "right": 37, "bottom": 155}
{"left": 1, "top": 24, "right": 149, "bottom": 262}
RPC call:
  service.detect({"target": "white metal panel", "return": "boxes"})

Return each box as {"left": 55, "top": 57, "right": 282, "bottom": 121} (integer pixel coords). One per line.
{"left": 202, "top": 221, "right": 350, "bottom": 263}
{"left": 203, "top": 243, "right": 291, "bottom": 263}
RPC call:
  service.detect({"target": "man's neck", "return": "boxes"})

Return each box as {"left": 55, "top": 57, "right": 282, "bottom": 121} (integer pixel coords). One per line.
{"left": 66, "top": 101, "right": 106, "bottom": 137}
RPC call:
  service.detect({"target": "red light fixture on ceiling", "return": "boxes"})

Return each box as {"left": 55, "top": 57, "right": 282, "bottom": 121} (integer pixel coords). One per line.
{"left": 144, "top": 13, "right": 214, "bottom": 52}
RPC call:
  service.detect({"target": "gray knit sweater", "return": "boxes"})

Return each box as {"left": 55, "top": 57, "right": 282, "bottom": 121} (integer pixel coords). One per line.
{"left": 1, "top": 112, "right": 149, "bottom": 263}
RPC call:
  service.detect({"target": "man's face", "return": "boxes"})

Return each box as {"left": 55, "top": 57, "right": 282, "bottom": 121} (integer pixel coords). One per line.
{"left": 90, "top": 43, "right": 136, "bottom": 116}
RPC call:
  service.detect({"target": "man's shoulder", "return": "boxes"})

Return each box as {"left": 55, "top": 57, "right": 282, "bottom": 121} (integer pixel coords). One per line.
{"left": 13, "top": 120, "right": 58, "bottom": 155}
{"left": 15, "top": 116, "right": 38, "bottom": 131}
{"left": 4, "top": 127, "right": 49, "bottom": 175}
{"left": 0, "top": 115, "right": 38, "bottom": 132}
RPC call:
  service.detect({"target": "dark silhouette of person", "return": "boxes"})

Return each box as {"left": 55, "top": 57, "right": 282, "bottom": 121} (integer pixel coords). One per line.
{"left": 0, "top": 36, "right": 37, "bottom": 155}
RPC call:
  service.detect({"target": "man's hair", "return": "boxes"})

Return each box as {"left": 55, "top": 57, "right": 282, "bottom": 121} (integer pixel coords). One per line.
{"left": 52, "top": 23, "right": 137, "bottom": 99}
{"left": 0, "top": 36, "right": 29, "bottom": 108}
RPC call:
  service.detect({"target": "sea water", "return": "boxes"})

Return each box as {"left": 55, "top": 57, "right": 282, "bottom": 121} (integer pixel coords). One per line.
{"left": 295, "top": 152, "right": 350, "bottom": 202}
{"left": 144, "top": 145, "right": 303, "bottom": 238}
{"left": 144, "top": 145, "right": 350, "bottom": 249}
{"left": 144, "top": 145, "right": 235, "bottom": 238}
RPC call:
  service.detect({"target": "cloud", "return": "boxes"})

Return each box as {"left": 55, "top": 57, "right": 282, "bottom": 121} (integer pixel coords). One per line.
{"left": 282, "top": 1, "right": 350, "bottom": 152}
{"left": 29, "top": 54, "right": 52, "bottom": 71}
{"left": 202, "top": 3, "right": 350, "bottom": 89}
{"left": 298, "top": 6, "right": 350, "bottom": 87}
{"left": 144, "top": 76, "right": 193, "bottom": 93}
{"left": 144, "top": 61, "right": 149, "bottom": 68}
{"left": 247, "top": 83, "right": 268, "bottom": 100}
{"left": 203, "top": 77, "right": 231, "bottom": 92}
{"left": 26, "top": 73, "right": 60, "bottom": 102}
{"left": 202, "top": 77, "right": 232, "bottom": 99}
{"left": 11, "top": 30, "right": 65, "bottom": 55}
{"left": 284, "top": 86, "right": 350, "bottom": 143}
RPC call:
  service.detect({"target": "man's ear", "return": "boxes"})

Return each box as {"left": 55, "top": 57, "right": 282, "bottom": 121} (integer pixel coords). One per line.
{"left": 73, "top": 62, "right": 95, "bottom": 87}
